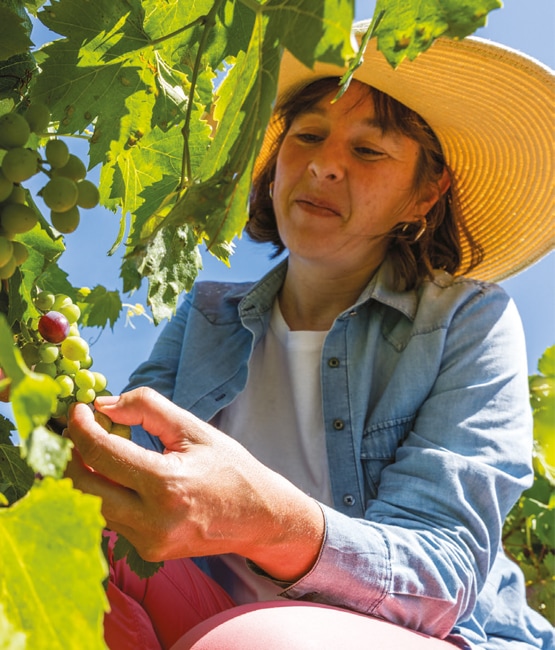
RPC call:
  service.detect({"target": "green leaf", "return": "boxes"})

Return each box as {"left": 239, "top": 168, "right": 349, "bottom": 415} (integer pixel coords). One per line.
{"left": 373, "top": 0, "right": 502, "bottom": 67}
{"left": 0, "top": 603, "right": 26, "bottom": 650}
{"left": 538, "top": 345, "right": 555, "bottom": 378}
{"left": 0, "top": 478, "right": 108, "bottom": 650}
{"left": 0, "top": 442, "right": 34, "bottom": 504}
{"left": 266, "top": 0, "right": 355, "bottom": 69}
{"left": 78, "top": 285, "right": 122, "bottom": 330}
{"left": 133, "top": 224, "right": 203, "bottom": 324}
{"left": 25, "top": 425, "right": 72, "bottom": 479}
{"left": 0, "top": 314, "right": 60, "bottom": 445}
{"left": 0, "top": 6, "right": 33, "bottom": 61}
{"left": 112, "top": 531, "right": 164, "bottom": 579}
{"left": 0, "top": 415, "right": 15, "bottom": 445}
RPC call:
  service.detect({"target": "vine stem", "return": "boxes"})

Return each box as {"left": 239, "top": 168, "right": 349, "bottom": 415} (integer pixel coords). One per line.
{"left": 147, "top": 15, "right": 208, "bottom": 48}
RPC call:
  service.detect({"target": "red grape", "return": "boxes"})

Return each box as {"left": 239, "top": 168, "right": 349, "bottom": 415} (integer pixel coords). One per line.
{"left": 38, "top": 311, "right": 70, "bottom": 343}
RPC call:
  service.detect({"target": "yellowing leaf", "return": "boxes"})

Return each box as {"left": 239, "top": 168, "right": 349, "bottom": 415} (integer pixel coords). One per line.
{"left": 0, "top": 478, "right": 108, "bottom": 650}
{"left": 374, "top": 0, "right": 502, "bottom": 67}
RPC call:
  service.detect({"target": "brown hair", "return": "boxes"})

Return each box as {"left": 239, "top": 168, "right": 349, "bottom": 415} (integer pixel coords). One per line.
{"left": 247, "top": 77, "right": 482, "bottom": 290}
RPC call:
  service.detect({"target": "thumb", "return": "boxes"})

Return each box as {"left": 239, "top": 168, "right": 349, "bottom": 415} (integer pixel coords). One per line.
{"left": 94, "top": 386, "right": 209, "bottom": 450}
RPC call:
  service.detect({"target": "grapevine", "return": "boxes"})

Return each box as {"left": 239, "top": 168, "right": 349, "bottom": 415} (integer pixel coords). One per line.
{"left": 0, "top": 104, "right": 100, "bottom": 270}
{"left": 0, "top": 103, "right": 129, "bottom": 435}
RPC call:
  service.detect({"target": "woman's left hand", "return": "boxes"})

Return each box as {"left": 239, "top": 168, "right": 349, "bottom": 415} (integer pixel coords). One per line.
{"left": 65, "top": 387, "right": 324, "bottom": 582}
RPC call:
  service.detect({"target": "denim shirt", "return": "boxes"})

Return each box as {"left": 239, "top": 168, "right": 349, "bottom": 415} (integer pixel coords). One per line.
{"left": 128, "top": 259, "right": 554, "bottom": 649}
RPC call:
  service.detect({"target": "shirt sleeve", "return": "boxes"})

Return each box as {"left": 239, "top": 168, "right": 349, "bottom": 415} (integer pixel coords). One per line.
{"left": 274, "top": 285, "right": 534, "bottom": 638}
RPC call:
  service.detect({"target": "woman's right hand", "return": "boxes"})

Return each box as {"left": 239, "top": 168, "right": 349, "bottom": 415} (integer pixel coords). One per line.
{"left": 65, "top": 387, "right": 325, "bottom": 582}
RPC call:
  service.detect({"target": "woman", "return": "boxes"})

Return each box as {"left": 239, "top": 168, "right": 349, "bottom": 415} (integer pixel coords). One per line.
{"left": 66, "top": 22, "right": 555, "bottom": 649}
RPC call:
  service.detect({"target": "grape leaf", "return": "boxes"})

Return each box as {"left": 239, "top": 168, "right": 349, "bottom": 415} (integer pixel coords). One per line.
{"left": 0, "top": 441, "right": 34, "bottom": 504}
{"left": 8, "top": 218, "right": 66, "bottom": 328}
{"left": 265, "top": 0, "right": 355, "bottom": 69}
{"left": 0, "top": 315, "right": 59, "bottom": 444}
{"left": 77, "top": 285, "right": 122, "bottom": 330}
{"left": 0, "top": 415, "right": 15, "bottom": 445}
{"left": 373, "top": 0, "right": 502, "bottom": 67}
{"left": 25, "top": 424, "right": 72, "bottom": 478}
{"left": 0, "top": 5, "right": 33, "bottom": 61}
{"left": 130, "top": 224, "right": 202, "bottom": 323}
{"left": 112, "top": 531, "right": 164, "bottom": 579}
{"left": 0, "top": 477, "right": 108, "bottom": 650}
{"left": 538, "top": 345, "right": 555, "bottom": 378}
{"left": 0, "top": 604, "right": 26, "bottom": 650}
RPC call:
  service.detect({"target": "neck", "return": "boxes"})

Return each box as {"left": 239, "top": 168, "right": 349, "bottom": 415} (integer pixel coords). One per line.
{"left": 279, "top": 258, "right": 379, "bottom": 331}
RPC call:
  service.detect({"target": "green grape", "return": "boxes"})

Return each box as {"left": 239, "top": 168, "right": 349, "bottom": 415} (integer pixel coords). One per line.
{"left": 41, "top": 176, "right": 78, "bottom": 212}
{"left": 45, "top": 139, "right": 70, "bottom": 169}
{"left": 51, "top": 205, "right": 80, "bottom": 233}
{"left": 53, "top": 154, "right": 86, "bottom": 182}
{"left": 53, "top": 399, "right": 69, "bottom": 418}
{"left": 80, "top": 354, "right": 93, "bottom": 369}
{"left": 0, "top": 236, "right": 13, "bottom": 267}
{"left": 11, "top": 241, "right": 29, "bottom": 266}
{"left": 75, "top": 368, "right": 95, "bottom": 390}
{"left": 92, "top": 371, "right": 107, "bottom": 392}
{"left": 52, "top": 293, "right": 72, "bottom": 311}
{"left": 0, "top": 113, "right": 31, "bottom": 149}
{"left": 55, "top": 374, "right": 74, "bottom": 399}
{"left": 76, "top": 387, "right": 96, "bottom": 404}
{"left": 94, "top": 410, "right": 113, "bottom": 432}
{"left": 1, "top": 147, "right": 39, "bottom": 183}
{"left": 34, "top": 361, "right": 57, "bottom": 378}
{"left": 1, "top": 203, "right": 38, "bottom": 235}
{"left": 24, "top": 103, "right": 51, "bottom": 134}
{"left": 68, "top": 322, "right": 80, "bottom": 337}
{"left": 0, "top": 256, "right": 16, "bottom": 279}
{"left": 34, "top": 291, "right": 56, "bottom": 311}
{"left": 111, "top": 423, "right": 132, "bottom": 439}
{"left": 76, "top": 179, "right": 100, "bottom": 209}
{"left": 58, "top": 301, "right": 81, "bottom": 323}
{"left": 0, "top": 170, "right": 13, "bottom": 202}
{"left": 60, "top": 335, "right": 89, "bottom": 362}
{"left": 39, "top": 342, "right": 59, "bottom": 364}
{"left": 21, "top": 343, "right": 40, "bottom": 367}
{"left": 7, "top": 185, "right": 26, "bottom": 204}
{"left": 57, "top": 356, "right": 80, "bottom": 375}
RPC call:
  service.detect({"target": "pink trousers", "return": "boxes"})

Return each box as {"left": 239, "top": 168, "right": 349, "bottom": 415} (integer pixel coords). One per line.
{"left": 105, "top": 538, "right": 464, "bottom": 650}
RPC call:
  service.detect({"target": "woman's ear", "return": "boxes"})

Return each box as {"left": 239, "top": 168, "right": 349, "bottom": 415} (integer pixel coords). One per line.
{"left": 417, "top": 167, "right": 451, "bottom": 214}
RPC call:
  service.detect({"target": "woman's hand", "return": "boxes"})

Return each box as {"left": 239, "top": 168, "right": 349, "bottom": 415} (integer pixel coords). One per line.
{"left": 65, "top": 387, "right": 324, "bottom": 582}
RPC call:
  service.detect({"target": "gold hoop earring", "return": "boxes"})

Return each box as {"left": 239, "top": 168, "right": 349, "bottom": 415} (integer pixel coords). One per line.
{"left": 400, "top": 219, "right": 426, "bottom": 244}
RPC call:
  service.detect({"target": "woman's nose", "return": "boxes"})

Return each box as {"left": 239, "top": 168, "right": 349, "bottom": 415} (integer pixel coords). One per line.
{"left": 307, "top": 141, "right": 345, "bottom": 181}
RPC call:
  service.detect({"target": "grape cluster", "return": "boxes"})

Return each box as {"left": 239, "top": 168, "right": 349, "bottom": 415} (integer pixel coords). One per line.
{"left": 0, "top": 104, "right": 100, "bottom": 279}
{"left": 20, "top": 290, "right": 131, "bottom": 438}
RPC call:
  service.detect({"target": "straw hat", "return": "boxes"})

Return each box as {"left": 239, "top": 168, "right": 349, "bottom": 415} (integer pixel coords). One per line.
{"left": 258, "top": 21, "right": 555, "bottom": 282}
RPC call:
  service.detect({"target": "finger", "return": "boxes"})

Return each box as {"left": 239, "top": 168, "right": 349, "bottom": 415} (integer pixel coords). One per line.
{"left": 94, "top": 387, "right": 211, "bottom": 450}
{"left": 67, "top": 401, "right": 167, "bottom": 491}
{"left": 65, "top": 444, "right": 142, "bottom": 527}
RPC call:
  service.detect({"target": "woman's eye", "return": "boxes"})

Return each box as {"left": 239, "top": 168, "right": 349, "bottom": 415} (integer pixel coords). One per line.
{"left": 295, "top": 132, "right": 322, "bottom": 143}
{"left": 355, "top": 146, "right": 384, "bottom": 158}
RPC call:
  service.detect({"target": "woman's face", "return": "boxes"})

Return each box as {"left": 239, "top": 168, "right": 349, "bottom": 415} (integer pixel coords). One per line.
{"left": 273, "top": 81, "right": 438, "bottom": 276}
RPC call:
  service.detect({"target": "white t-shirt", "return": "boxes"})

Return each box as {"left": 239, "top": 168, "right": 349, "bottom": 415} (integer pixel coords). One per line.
{"left": 212, "top": 299, "right": 332, "bottom": 603}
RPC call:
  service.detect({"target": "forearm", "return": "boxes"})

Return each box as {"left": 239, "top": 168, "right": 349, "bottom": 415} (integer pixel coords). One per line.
{"left": 240, "top": 469, "right": 325, "bottom": 582}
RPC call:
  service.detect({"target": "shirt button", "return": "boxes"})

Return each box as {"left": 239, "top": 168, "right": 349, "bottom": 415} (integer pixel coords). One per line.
{"left": 328, "top": 357, "right": 340, "bottom": 368}
{"left": 343, "top": 494, "right": 356, "bottom": 507}
{"left": 333, "top": 419, "right": 345, "bottom": 430}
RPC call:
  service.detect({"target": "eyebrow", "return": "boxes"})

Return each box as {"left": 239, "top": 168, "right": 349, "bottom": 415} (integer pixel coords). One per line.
{"left": 298, "top": 106, "right": 383, "bottom": 131}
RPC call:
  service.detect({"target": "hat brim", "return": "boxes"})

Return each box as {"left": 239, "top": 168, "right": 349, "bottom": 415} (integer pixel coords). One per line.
{"left": 258, "top": 24, "right": 555, "bottom": 282}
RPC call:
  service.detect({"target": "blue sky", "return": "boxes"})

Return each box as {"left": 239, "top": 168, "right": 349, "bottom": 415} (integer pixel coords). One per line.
{"left": 2, "top": 0, "right": 554, "bottom": 420}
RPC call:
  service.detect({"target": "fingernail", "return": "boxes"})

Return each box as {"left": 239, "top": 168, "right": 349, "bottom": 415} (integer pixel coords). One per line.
{"left": 95, "top": 394, "right": 120, "bottom": 406}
